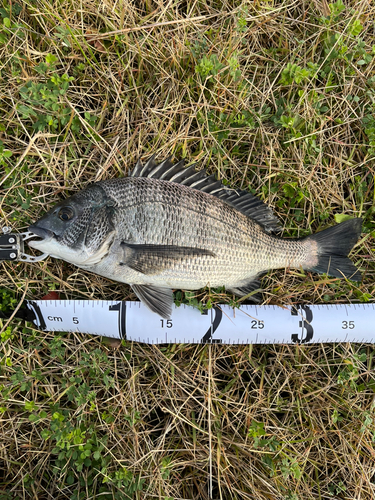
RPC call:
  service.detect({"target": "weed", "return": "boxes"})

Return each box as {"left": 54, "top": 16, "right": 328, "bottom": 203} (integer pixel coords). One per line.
{"left": 195, "top": 54, "right": 224, "bottom": 80}
{"left": 41, "top": 410, "right": 110, "bottom": 485}
{"left": 280, "top": 458, "right": 302, "bottom": 480}
{"left": 0, "top": 326, "right": 13, "bottom": 342}
{"left": 18, "top": 55, "right": 97, "bottom": 133}
{"left": 328, "top": 481, "right": 347, "bottom": 496}
{"left": 279, "top": 62, "right": 317, "bottom": 86}
{"left": 0, "top": 140, "right": 12, "bottom": 166}
{"left": 0, "top": 289, "right": 18, "bottom": 313}
{"left": 102, "top": 467, "right": 145, "bottom": 498}
{"left": 248, "top": 420, "right": 267, "bottom": 448}
{"left": 124, "top": 410, "right": 141, "bottom": 427}
{"left": 285, "top": 493, "right": 299, "bottom": 500}
{"left": 160, "top": 457, "right": 173, "bottom": 480}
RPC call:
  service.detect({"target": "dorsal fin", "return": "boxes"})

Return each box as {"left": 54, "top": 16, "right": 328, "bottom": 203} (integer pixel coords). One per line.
{"left": 130, "top": 157, "right": 281, "bottom": 233}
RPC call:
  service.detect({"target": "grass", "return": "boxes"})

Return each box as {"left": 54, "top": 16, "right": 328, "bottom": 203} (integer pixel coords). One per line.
{"left": 0, "top": 0, "right": 375, "bottom": 498}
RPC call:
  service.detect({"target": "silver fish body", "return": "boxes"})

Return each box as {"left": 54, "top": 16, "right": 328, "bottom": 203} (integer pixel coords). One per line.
{"left": 28, "top": 157, "right": 362, "bottom": 318}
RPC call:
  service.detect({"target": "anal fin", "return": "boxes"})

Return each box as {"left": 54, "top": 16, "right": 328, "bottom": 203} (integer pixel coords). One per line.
{"left": 227, "top": 278, "right": 263, "bottom": 303}
{"left": 132, "top": 284, "right": 173, "bottom": 319}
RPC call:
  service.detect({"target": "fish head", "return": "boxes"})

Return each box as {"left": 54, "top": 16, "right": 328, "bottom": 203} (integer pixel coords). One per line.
{"left": 28, "top": 184, "right": 116, "bottom": 266}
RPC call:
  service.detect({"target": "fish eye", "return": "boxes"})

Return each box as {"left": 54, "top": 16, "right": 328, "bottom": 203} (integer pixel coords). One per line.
{"left": 58, "top": 207, "right": 74, "bottom": 221}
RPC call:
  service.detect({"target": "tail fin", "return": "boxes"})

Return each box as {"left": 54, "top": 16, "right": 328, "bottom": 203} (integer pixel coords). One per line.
{"left": 305, "top": 219, "right": 362, "bottom": 281}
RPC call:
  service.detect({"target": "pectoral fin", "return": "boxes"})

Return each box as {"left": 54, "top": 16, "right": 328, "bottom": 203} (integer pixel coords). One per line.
{"left": 132, "top": 284, "right": 173, "bottom": 319}
{"left": 120, "top": 242, "right": 215, "bottom": 275}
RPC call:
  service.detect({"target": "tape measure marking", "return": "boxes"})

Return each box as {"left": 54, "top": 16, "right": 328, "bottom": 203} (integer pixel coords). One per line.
{"left": 23, "top": 300, "right": 375, "bottom": 344}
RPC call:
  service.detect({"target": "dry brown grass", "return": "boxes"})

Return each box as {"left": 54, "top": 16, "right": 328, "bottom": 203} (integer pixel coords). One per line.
{"left": 1, "top": 0, "right": 375, "bottom": 498}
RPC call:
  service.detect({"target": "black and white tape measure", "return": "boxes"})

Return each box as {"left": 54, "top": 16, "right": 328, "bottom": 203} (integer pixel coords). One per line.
{"left": 24, "top": 300, "right": 375, "bottom": 344}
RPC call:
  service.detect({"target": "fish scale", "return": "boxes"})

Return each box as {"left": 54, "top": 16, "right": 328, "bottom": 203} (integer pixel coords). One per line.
{"left": 28, "top": 157, "right": 362, "bottom": 318}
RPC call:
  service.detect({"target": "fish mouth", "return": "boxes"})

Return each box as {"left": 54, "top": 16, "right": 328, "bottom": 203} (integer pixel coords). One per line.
{"left": 27, "top": 225, "right": 54, "bottom": 248}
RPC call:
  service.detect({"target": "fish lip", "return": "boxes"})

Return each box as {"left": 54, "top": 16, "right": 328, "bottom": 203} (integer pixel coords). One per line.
{"left": 27, "top": 225, "right": 54, "bottom": 243}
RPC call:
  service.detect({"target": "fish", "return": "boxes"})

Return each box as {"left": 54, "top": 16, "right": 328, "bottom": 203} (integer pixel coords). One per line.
{"left": 28, "top": 156, "right": 362, "bottom": 318}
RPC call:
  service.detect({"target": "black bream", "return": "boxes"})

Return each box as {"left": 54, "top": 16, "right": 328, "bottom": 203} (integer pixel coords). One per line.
{"left": 28, "top": 157, "right": 362, "bottom": 318}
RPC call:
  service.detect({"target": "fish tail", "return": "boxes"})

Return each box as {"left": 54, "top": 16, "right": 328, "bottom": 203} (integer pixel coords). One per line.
{"left": 304, "top": 218, "right": 362, "bottom": 281}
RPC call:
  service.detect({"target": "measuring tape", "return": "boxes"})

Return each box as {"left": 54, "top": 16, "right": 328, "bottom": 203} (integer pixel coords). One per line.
{"left": 22, "top": 300, "right": 375, "bottom": 344}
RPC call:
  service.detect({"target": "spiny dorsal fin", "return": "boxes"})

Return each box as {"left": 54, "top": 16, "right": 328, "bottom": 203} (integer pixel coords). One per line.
{"left": 130, "top": 154, "right": 161, "bottom": 177}
{"left": 130, "top": 157, "right": 281, "bottom": 233}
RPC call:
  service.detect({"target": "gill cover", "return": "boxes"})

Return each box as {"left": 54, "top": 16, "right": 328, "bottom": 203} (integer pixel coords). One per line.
{"left": 28, "top": 184, "right": 116, "bottom": 265}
